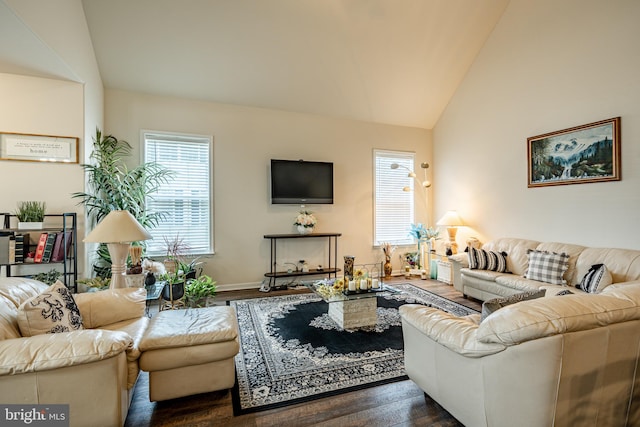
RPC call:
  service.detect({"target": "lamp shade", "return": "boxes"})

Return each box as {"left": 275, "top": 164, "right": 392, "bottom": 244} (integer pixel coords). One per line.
{"left": 436, "top": 211, "right": 465, "bottom": 227}
{"left": 84, "top": 210, "right": 152, "bottom": 243}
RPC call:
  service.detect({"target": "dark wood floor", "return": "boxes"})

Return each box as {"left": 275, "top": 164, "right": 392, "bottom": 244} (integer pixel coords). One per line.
{"left": 125, "top": 277, "right": 481, "bottom": 427}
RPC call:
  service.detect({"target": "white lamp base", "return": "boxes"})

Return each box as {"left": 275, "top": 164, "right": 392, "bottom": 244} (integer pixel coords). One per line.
{"left": 447, "top": 227, "right": 459, "bottom": 255}
{"left": 108, "top": 242, "right": 131, "bottom": 289}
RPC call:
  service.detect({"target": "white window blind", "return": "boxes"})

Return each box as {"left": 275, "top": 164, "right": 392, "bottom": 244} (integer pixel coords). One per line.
{"left": 143, "top": 131, "right": 213, "bottom": 256}
{"left": 373, "top": 150, "right": 415, "bottom": 246}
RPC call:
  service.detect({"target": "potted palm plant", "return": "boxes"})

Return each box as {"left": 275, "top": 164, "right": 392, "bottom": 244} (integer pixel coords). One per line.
{"left": 72, "top": 128, "right": 174, "bottom": 277}
{"left": 15, "top": 201, "right": 46, "bottom": 230}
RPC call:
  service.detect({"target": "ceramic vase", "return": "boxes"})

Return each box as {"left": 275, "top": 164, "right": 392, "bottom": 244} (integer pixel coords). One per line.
{"left": 384, "top": 256, "right": 393, "bottom": 278}
{"left": 297, "top": 225, "right": 313, "bottom": 235}
{"left": 344, "top": 255, "right": 355, "bottom": 280}
{"left": 145, "top": 272, "right": 156, "bottom": 286}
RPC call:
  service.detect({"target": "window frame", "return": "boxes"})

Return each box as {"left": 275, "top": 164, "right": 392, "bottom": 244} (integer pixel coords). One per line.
{"left": 142, "top": 130, "right": 214, "bottom": 257}
{"left": 373, "top": 149, "right": 416, "bottom": 247}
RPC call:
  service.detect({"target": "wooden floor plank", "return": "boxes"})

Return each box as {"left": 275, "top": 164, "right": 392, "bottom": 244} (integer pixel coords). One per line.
{"left": 125, "top": 277, "right": 477, "bottom": 426}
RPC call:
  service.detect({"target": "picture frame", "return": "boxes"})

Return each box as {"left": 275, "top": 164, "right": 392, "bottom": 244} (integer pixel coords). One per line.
{"left": 527, "top": 117, "right": 621, "bottom": 188}
{"left": 0, "top": 132, "right": 79, "bottom": 164}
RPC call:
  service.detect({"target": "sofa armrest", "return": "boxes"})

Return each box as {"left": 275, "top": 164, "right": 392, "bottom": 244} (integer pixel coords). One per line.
{"left": 448, "top": 253, "right": 468, "bottom": 293}
{"left": 399, "top": 304, "right": 505, "bottom": 357}
{"left": 0, "top": 329, "right": 132, "bottom": 375}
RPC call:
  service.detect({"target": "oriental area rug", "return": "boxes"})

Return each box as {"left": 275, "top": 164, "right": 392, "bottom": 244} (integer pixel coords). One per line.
{"left": 230, "top": 283, "right": 478, "bottom": 414}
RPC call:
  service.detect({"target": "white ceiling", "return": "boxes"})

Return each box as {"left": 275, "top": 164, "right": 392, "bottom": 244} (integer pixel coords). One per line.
{"left": 3, "top": 0, "right": 510, "bottom": 130}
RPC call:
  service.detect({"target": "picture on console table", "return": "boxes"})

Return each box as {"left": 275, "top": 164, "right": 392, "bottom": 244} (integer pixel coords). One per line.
{"left": 527, "top": 117, "right": 620, "bottom": 188}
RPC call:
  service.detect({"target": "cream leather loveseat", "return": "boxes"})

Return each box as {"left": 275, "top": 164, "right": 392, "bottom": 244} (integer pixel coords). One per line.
{"left": 0, "top": 277, "right": 148, "bottom": 427}
{"left": 0, "top": 277, "right": 240, "bottom": 427}
{"left": 401, "top": 238, "right": 640, "bottom": 426}
{"left": 449, "top": 237, "right": 640, "bottom": 301}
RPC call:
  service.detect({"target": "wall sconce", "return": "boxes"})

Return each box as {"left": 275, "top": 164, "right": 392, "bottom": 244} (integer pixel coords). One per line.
{"left": 436, "top": 211, "right": 465, "bottom": 255}
{"left": 84, "top": 210, "right": 152, "bottom": 289}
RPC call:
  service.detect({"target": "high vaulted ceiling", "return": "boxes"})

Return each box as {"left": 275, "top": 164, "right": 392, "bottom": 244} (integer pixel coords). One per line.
{"left": 3, "top": 0, "right": 510, "bottom": 129}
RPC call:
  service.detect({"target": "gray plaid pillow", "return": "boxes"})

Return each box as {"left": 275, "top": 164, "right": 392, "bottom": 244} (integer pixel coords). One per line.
{"left": 524, "top": 250, "right": 570, "bottom": 285}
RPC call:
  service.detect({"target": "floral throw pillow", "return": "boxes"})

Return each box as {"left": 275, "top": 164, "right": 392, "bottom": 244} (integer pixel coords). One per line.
{"left": 18, "top": 280, "right": 83, "bottom": 337}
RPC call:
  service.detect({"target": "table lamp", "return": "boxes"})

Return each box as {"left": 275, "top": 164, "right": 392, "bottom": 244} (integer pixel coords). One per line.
{"left": 84, "top": 210, "right": 152, "bottom": 289}
{"left": 436, "top": 211, "right": 465, "bottom": 255}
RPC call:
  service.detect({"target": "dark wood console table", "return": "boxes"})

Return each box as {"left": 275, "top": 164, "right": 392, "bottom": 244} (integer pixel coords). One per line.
{"left": 264, "top": 232, "right": 341, "bottom": 289}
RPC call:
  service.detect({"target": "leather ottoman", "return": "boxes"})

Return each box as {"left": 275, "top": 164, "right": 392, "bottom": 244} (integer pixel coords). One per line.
{"left": 139, "top": 306, "right": 239, "bottom": 401}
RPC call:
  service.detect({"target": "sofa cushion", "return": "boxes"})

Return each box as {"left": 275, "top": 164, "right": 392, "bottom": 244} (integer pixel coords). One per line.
{"left": 575, "top": 247, "right": 640, "bottom": 285}
{"left": 17, "top": 281, "right": 83, "bottom": 336}
{"left": 468, "top": 248, "right": 508, "bottom": 272}
{"left": 576, "top": 264, "right": 613, "bottom": 293}
{"left": 536, "top": 242, "right": 586, "bottom": 286}
{"left": 482, "top": 238, "right": 540, "bottom": 276}
{"left": 477, "top": 286, "right": 640, "bottom": 345}
{"left": 524, "top": 250, "right": 570, "bottom": 285}
{"left": 74, "top": 287, "right": 146, "bottom": 329}
{"left": 481, "top": 289, "right": 546, "bottom": 321}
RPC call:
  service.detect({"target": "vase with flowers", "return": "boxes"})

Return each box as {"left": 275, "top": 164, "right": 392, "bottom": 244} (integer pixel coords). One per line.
{"left": 381, "top": 242, "right": 396, "bottom": 278}
{"left": 294, "top": 210, "right": 317, "bottom": 235}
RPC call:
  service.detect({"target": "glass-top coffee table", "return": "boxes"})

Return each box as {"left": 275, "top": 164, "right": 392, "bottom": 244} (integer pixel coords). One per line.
{"left": 144, "top": 282, "right": 165, "bottom": 316}
{"left": 305, "top": 280, "right": 399, "bottom": 329}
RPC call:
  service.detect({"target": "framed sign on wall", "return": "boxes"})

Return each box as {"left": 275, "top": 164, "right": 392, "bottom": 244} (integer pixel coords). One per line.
{"left": 527, "top": 117, "right": 621, "bottom": 188}
{"left": 0, "top": 132, "right": 79, "bottom": 163}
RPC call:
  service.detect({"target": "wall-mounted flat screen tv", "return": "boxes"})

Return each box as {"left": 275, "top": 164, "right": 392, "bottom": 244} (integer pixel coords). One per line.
{"left": 270, "top": 159, "right": 334, "bottom": 204}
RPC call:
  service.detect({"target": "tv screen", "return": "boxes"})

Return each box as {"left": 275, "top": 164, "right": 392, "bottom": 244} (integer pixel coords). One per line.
{"left": 270, "top": 159, "right": 334, "bottom": 204}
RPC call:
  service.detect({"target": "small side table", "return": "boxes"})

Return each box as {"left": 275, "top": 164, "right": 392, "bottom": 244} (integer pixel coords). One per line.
{"left": 432, "top": 253, "right": 453, "bottom": 285}
{"left": 145, "top": 282, "right": 165, "bottom": 316}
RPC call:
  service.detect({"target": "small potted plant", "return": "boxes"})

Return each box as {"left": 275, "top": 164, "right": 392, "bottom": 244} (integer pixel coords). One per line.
{"left": 77, "top": 277, "right": 111, "bottom": 292}
{"left": 185, "top": 274, "right": 217, "bottom": 308}
{"left": 15, "top": 201, "right": 46, "bottom": 230}
{"left": 158, "top": 270, "right": 186, "bottom": 309}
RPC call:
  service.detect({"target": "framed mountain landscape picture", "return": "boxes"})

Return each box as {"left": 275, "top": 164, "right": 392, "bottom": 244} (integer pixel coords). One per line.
{"left": 527, "top": 117, "right": 621, "bottom": 188}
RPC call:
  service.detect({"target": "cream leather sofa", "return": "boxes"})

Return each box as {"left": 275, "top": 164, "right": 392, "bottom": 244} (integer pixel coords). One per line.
{"left": 401, "top": 238, "right": 640, "bottom": 426}
{"left": 0, "top": 277, "right": 148, "bottom": 427}
{"left": 401, "top": 282, "right": 640, "bottom": 426}
{"left": 449, "top": 237, "right": 640, "bottom": 301}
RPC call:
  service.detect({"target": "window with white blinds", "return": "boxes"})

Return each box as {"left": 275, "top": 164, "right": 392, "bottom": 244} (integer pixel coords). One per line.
{"left": 373, "top": 150, "right": 415, "bottom": 246}
{"left": 143, "top": 131, "right": 213, "bottom": 256}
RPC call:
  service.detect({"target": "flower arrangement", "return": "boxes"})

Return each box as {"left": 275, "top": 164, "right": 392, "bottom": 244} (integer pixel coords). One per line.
{"left": 400, "top": 251, "right": 420, "bottom": 268}
{"left": 315, "top": 278, "right": 344, "bottom": 299}
{"left": 381, "top": 242, "right": 396, "bottom": 261}
{"left": 409, "top": 223, "right": 440, "bottom": 241}
{"left": 294, "top": 211, "right": 317, "bottom": 228}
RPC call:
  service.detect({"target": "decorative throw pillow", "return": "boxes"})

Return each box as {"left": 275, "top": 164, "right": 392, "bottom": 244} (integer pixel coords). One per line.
{"left": 481, "top": 289, "right": 546, "bottom": 322}
{"left": 468, "top": 247, "right": 508, "bottom": 272}
{"left": 17, "top": 280, "right": 83, "bottom": 337}
{"left": 524, "top": 250, "right": 570, "bottom": 285}
{"left": 576, "top": 264, "right": 613, "bottom": 293}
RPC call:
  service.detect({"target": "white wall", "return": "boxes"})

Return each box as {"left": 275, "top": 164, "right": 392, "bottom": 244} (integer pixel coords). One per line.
{"left": 105, "top": 89, "right": 431, "bottom": 289}
{"left": 0, "top": 0, "right": 104, "bottom": 277}
{"left": 434, "top": 0, "right": 640, "bottom": 250}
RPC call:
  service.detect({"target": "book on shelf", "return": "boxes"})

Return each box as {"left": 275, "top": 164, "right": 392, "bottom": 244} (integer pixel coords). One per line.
{"left": 0, "top": 233, "right": 13, "bottom": 264}
{"left": 14, "top": 233, "right": 28, "bottom": 263}
{"left": 40, "top": 232, "right": 57, "bottom": 263}
{"left": 50, "top": 231, "right": 72, "bottom": 262}
{"left": 33, "top": 233, "right": 48, "bottom": 263}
